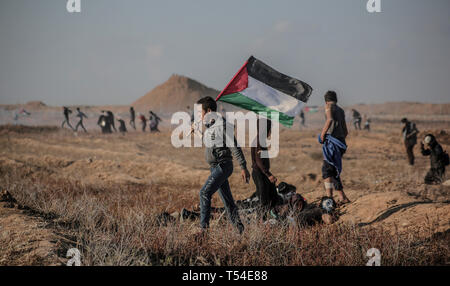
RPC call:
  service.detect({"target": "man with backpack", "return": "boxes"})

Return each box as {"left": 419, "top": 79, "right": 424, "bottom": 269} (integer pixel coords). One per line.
{"left": 421, "top": 134, "right": 448, "bottom": 184}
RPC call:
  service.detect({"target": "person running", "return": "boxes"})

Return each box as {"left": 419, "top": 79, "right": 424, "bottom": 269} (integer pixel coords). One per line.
{"left": 13, "top": 109, "right": 30, "bottom": 125}
{"left": 129, "top": 107, "right": 136, "bottom": 130}
{"left": 196, "top": 96, "right": 250, "bottom": 234}
{"left": 106, "top": 111, "right": 117, "bottom": 132}
{"left": 319, "top": 91, "right": 350, "bottom": 205}
{"left": 138, "top": 113, "right": 147, "bottom": 132}
{"left": 421, "top": 134, "right": 448, "bottom": 184}
{"left": 401, "top": 118, "right": 419, "bottom": 165}
{"left": 117, "top": 117, "right": 127, "bottom": 134}
{"left": 352, "top": 109, "right": 362, "bottom": 130}
{"left": 251, "top": 118, "right": 280, "bottom": 220}
{"left": 61, "top": 107, "right": 74, "bottom": 130}
{"left": 97, "top": 111, "right": 112, "bottom": 134}
{"left": 149, "top": 111, "right": 161, "bottom": 132}
{"left": 74, "top": 107, "right": 88, "bottom": 133}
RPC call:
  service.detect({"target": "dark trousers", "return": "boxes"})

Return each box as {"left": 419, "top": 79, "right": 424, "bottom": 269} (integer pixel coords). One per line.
{"left": 424, "top": 167, "right": 445, "bottom": 185}
{"left": 251, "top": 168, "right": 279, "bottom": 211}
{"left": 130, "top": 119, "right": 136, "bottom": 130}
{"left": 199, "top": 160, "right": 243, "bottom": 231}
{"left": 61, "top": 116, "right": 73, "bottom": 130}
{"left": 405, "top": 142, "right": 415, "bottom": 165}
{"left": 75, "top": 120, "right": 87, "bottom": 132}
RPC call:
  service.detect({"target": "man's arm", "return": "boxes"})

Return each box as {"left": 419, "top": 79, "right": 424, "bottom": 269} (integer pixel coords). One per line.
{"left": 320, "top": 106, "right": 333, "bottom": 143}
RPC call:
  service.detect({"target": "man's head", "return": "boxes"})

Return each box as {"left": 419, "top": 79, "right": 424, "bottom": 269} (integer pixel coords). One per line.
{"left": 196, "top": 96, "right": 217, "bottom": 119}
{"left": 76, "top": 107, "right": 80, "bottom": 111}
{"left": 324, "top": 91, "right": 337, "bottom": 103}
{"left": 423, "top": 134, "right": 436, "bottom": 146}
{"left": 401, "top": 118, "right": 408, "bottom": 124}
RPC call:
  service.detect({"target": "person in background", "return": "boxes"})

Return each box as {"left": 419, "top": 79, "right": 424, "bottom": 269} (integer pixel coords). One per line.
{"left": 299, "top": 110, "right": 305, "bottom": 127}
{"left": 363, "top": 116, "right": 371, "bottom": 131}
{"left": 138, "top": 112, "right": 147, "bottom": 132}
{"left": 319, "top": 91, "right": 350, "bottom": 205}
{"left": 97, "top": 111, "right": 112, "bottom": 134}
{"left": 13, "top": 109, "right": 30, "bottom": 125}
{"left": 75, "top": 107, "right": 88, "bottom": 133}
{"left": 117, "top": 117, "right": 127, "bottom": 134}
{"left": 61, "top": 107, "right": 74, "bottom": 130}
{"left": 149, "top": 111, "right": 161, "bottom": 132}
{"left": 352, "top": 109, "right": 362, "bottom": 130}
{"left": 129, "top": 107, "right": 136, "bottom": 130}
{"left": 401, "top": 118, "right": 419, "bottom": 165}
{"left": 421, "top": 134, "right": 447, "bottom": 184}
{"left": 106, "top": 111, "right": 117, "bottom": 132}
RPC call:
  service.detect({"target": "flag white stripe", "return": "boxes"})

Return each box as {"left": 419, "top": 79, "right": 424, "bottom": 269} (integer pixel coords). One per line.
{"left": 241, "top": 76, "right": 305, "bottom": 117}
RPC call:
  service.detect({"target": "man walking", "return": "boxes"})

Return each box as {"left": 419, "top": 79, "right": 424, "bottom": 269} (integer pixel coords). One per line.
{"left": 196, "top": 96, "right": 250, "bottom": 234}
{"left": 401, "top": 118, "right": 419, "bottom": 165}
{"left": 75, "top": 107, "right": 88, "bottom": 133}
{"left": 129, "top": 107, "right": 136, "bottom": 130}
{"left": 61, "top": 107, "right": 74, "bottom": 130}
{"left": 319, "top": 91, "right": 350, "bottom": 205}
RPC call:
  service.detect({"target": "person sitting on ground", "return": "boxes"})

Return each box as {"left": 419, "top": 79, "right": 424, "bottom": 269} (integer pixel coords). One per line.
{"left": 319, "top": 91, "right": 350, "bottom": 206}
{"left": 401, "top": 118, "right": 419, "bottom": 166}
{"left": 196, "top": 96, "right": 250, "bottom": 234}
{"left": 421, "top": 134, "right": 448, "bottom": 185}
{"left": 251, "top": 118, "right": 281, "bottom": 220}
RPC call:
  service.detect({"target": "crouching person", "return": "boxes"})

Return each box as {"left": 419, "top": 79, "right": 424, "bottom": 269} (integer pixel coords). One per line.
{"left": 197, "top": 97, "right": 250, "bottom": 234}
{"left": 421, "top": 134, "right": 448, "bottom": 184}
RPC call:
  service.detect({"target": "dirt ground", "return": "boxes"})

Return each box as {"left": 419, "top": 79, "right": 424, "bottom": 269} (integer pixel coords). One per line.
{"left": 0, "top": 119, "right": 449, "bottom": 265}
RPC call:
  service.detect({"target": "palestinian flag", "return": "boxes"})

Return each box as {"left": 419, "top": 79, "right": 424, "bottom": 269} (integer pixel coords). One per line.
{"left": 216, "top": 56, "right": 312, "bottom": 127}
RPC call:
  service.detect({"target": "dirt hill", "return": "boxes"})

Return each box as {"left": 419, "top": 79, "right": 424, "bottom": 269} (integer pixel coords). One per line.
{"left": 133, "top": 74, "right": 225, "bottom": 114}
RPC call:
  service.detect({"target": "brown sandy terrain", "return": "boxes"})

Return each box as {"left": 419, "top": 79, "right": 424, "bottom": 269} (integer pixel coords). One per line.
{"left": 0, "top": 116, "right": 449, "bottom": 265}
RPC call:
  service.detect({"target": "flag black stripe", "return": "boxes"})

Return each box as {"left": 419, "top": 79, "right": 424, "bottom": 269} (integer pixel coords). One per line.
{"left": 246, "top": 56, "right": 312, "bottom": 103}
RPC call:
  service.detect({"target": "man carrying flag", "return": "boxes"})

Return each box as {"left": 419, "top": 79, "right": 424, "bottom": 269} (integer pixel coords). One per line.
{"left": 216, "top": 56, "right": 312, "bottom": 127}
{"left": 216, "top": 56, "right": 313, "bottom": 218}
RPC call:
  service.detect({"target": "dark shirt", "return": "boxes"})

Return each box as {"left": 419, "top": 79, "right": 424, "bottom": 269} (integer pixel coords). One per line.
{"left": 421, "top": 142, "right": 445, "bottom": 169}
{"left": 326, "top": 104, "right": 348, "bottom": 143}
{"left": 251, "top": 144, "right": 272, "bottom": 177}
{"left": 402, "top": 121, "right": 418, "bottom": 145}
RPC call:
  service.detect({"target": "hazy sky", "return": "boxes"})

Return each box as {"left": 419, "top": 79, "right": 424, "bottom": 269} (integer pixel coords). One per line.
{"left": 1, "top": 0, "right": 449, "bottom": 107}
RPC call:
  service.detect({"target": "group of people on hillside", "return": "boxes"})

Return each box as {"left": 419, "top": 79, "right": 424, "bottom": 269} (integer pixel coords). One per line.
{"left": 61, "top": 106, "right": 161, "bottom": 134}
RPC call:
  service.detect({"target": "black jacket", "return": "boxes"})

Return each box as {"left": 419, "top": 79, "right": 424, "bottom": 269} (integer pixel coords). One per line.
{"left": 421, "top": 142, "right": 445, "bottom": 169}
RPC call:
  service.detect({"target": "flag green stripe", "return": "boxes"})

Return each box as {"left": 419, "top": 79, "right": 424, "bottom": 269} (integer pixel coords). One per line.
{"left": 219, "top": 92, "right": 295, "bottom": 127}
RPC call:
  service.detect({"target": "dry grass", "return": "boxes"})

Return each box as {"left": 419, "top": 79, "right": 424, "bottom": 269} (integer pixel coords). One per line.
{"left": 1, "top": 164, "right": 448, "bottom": 266}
